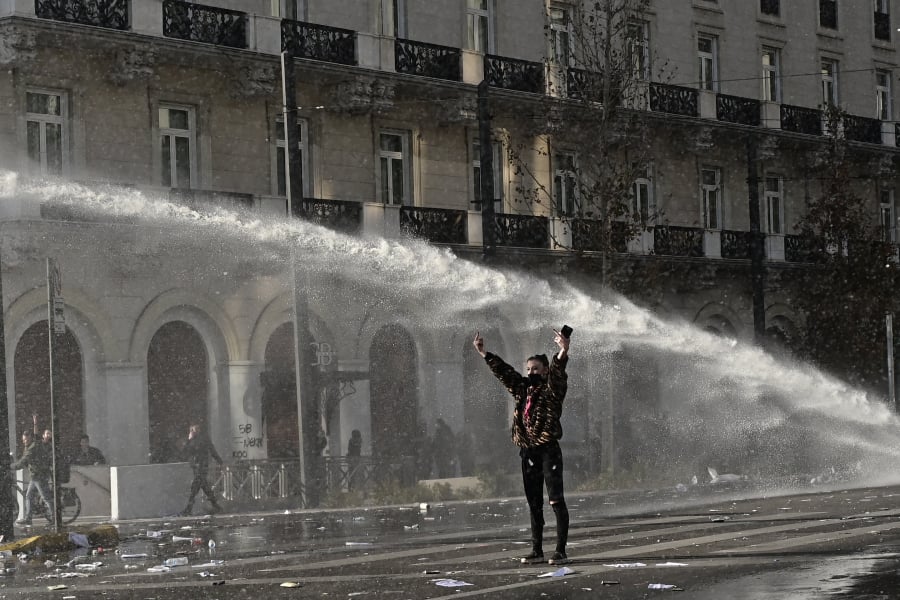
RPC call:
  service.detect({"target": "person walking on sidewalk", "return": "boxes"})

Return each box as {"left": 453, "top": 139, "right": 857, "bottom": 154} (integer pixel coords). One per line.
{"left": 12, "top": 430, "right": 52, "bottom": 525}
{"left": 181, "top": 423, "right": 224, "bottom": 516}
{"left": 473, "top": 328, "right": 572, "bottom": 565}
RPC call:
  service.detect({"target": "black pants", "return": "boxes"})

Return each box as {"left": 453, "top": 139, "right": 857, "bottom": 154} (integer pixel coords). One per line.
{"left": 186, "top": 468, "right": 217, "bottom": 507}
{"left": 521, "top": 442, "right": 569, "bottom": 554}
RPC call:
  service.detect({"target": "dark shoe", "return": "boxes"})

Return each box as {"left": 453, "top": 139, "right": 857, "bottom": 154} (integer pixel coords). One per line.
{"left": 520, "top": 550, "right": 544, "bottom": 564}
{"left": 14, "top": 518, "right": 31, "bottom": 526}
{"left": 548, "top": 551, "right": 570, "bottom": 565}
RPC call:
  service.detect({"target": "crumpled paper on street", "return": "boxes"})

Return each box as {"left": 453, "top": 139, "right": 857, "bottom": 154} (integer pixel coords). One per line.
{"left": 433, "top": 578, "right": 474, "bottom": 587}
{"left": 538, "top": 567, "right": 575, "bottom": 578}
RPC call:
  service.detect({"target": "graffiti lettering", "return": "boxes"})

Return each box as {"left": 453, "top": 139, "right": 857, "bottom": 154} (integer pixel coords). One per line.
{"left": 310, "top": 342, "right": 335, "bottom": 367}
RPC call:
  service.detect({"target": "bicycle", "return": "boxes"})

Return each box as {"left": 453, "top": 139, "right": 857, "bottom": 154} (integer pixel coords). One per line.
{"left": 12, "top": 480, "right": 82, "bottom": 525}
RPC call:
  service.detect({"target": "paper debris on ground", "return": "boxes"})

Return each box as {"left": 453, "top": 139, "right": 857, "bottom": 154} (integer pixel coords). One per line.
{"left": 603, "top": 562, "right": 647, "bottom": 568}
{"left": 433, "top": 578, "right": 474, "bottom": 587}
{"left": 538, "top": 567, "right": 575, "bottom": 578}
{"left": 648, "top": 583, "right": 684, "bottom": 590}
{"left": 656, "top": 562, "right": 689, "bottom": 567}
{"left": 280, "top": 581, "right": 301, "bottom": 588}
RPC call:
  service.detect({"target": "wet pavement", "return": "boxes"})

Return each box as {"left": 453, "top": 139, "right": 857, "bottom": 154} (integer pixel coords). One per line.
{"left": 4, "top": 482, "right": 900, "bottom": 597}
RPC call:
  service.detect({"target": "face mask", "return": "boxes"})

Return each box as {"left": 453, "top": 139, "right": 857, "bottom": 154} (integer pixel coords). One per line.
{"left": 527, "top": 373, "right": 543, "bottom": 387}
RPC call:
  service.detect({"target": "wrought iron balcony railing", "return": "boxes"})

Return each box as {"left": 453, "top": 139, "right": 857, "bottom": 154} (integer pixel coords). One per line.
{"left": 395, "top": 39, "right": 461, "bottom": 82}
{"left": 781, "top": 104, "right": 822, "bottom": 136}
{"left": 571, "top": 219, "right": 629, "bottom": 253}
{"left": 291, "top": 198, "right": 362, "bottom": 234}
{"left": 36, "top": 0, "right": 129, "bottom": 30}
{"left": 163, "top": 0, "right": 247, "bottom": 49}
{"left": 491, "top": 214, "right": 550, "bottom": 249}
{"left": 896, "top": 123, "right": 900, "bottom": 147}
{"left": 281, "top": 19, "right": 357, "bottom": 66}
{"left": 649, "top": 83, "right": 698, "bottom": 117}
{"left": 720, "top": 230, "right": 752, "bottom": 260}
{"left": 400, "top": 206, "right": 467, "bottom": 244}
{"left": 485, "top": 55, "right": 544, "bottom": 94}
{"left": 843, "top": 114, "right": 882, "bottom": 144}
{"left": 169, "top": 188, "right": 254, "bottom": 210}
{"left": 784, "top": 234, "right": 826, "bottom": 263}
{"left": 653, "top": 225, "right": 703, "bottom": 258}
{"left": 716, "top": 94, "right": 761, "bottom": 127}
{"left": 565, "top": 67, "right": 604, "bottom": 102}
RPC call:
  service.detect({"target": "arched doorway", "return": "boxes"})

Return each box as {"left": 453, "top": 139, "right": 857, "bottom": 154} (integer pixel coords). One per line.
{"left": 369, "top": 325, "right": 418, "bottom": 460}
{"left": 147, "top": 321, "right": 208, "bottom": 463}
{"left": 262, "top": 323, "right": 299, "bottom": 459}
{"left": 14, "top": 322, "right": 84, "bottom": 453}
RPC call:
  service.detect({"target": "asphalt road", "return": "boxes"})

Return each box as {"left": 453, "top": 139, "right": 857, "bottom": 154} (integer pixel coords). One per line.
{"left": 5, "top": 481, "right": 900, "bottom": 598}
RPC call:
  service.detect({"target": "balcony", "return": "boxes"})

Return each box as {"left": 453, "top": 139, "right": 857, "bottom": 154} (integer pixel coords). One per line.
{"left": 716, "top": 94, "right": 761, "bottom": 127}
{"left": 162, "top": 0, "right": 247, "bottom": 49}
{"left": 784, "top": 234, "right": 826, "bottom": 263}
{"left": 281, "top": 19, "right": 357, "bottom": 66}
{"left": 566, "top": 67, "right": 603, "bottom": 102}
{"left": 843, "top": 114, "right": 882, "bottom": 144}
{"left": 781, "top": 104, "right": 822, "bottom": 136}
{"left": 291, "top": 198, "right": 362, "bottom": 234}
{"left": 400, "top": 206, "right": 467, "bottom": 244}
{"left": 395, "top": 39, "right": 461, "bottom": 82}
{"left": 485, "top": 55, "right": 544, "bottom": 94}
{"left": 571, "top": 219, "right": 628, "bottom": 253}
{"left": 35, "top": 0, "right": 129, "bottom": 30}
{"left": 649, "top": 83, "right": 698, "bottom": 117}
{"left": 491, "top": 213, "right": 550, "bottom": 249}
{"left": 720, "top": 230, "right": 752, "bottom": 260}
{"left": 653, "top": 225, "right": 703, "bottom": 258}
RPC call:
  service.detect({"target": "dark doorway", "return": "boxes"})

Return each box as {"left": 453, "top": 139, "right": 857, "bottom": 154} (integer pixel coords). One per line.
{"left": 369, "top": 325, "right": 418, "bottom": 459}
{"left": 262, "top": 323, "right": 300, "bottom": 459}
{"left": 147, "top": 321, "right": 208, "bottom": 463}
{"left": 14, "top": 321, "right": 84, "bottom": 454}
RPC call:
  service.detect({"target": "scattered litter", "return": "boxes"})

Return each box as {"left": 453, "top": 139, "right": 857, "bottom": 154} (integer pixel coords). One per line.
{"left": 193, "top": 560, "right": 225, "bottom": 568}
{"left": 284, "top": 509, "right": 290, "bottom": 515}
{"left": 44, "top": 560, "right": 55, "bottom": 568}
{"left": 163, "top": 557, "right": 189, "bottom": 567}
{"left": 603, "top": 562, "right": 647, "bottom": 568}
{"left": 348, "top": 593, "right": 367, "bottom": 597}
{"left": 403, "top": 524, "right": 419, "bottom": 530}
{"left": 212, "top": 580, "right": 225, "bottom": 585}
{"left": 68, "top": 532, "right": 90, "bottom": 548}
{"left": 600, "top": 581, "right": 620, "bottom": 585}
{"left": 75, "top": 562, "right": 104, "bottom": 571}
{"left": 423, "top": 570, "right": 440, "bottom": 574}
{"left": 47, "top": 585, "right": 68, "bottom": 591}
{"left": 124, "top": 564, "right": 138, "bottom": 570}
{"left": 172, "top": 535, "right": 200, "bottom": 543}
{"left": 352, "top": 516, "right": 366, "bottom": 522}
{"left": 648, "top": 583, "right": 684, "bottom": 591}
{"left": 538, "top": 567, "right": 575, "bottom": 578}
{"left": 147, "top": 565, "right": 171, "bottom": 573}
{"left": 120, "top": 553, "right": 149, "bottom": 560}
{"left": 345, "top": 542, "right": 372, "bottom": 546}
{"left": 675, "top": 483, "right": 687, "bottom": 492}
{"left": 419, "top": 503, "right": 430, "bottom": 512}
{"left": 280, "top": 581, "right": 301, "bottom": 588}
{"left": 710, "top": 516, "right": 731, "bottom": 522}
{"left": 197, "top": 571, "right": 216, "bottom": 577}
{"left": 208, "top": 540, "right": 216, "bottom": 553}
{"left": 433, "top": 579, "right": 473, "bottom": 587}
{"left": 656, "top": 562, "right": 689, "bottom": 567}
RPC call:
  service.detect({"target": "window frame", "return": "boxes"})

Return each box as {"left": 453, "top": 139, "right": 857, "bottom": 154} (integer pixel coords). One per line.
{"left": 627, "top": 20, "right": 650, "bottom": 81}
{"left": 760, "top": 0, "right": 781, "bottom": 18}
{"left": 697, "top": 33, "right": 719, "bottom": 92}
{"left": 820, "top": 58, "right": 839, "bottom": 107}
{"left": 700, "top": 166, "right": 722, "bottom": 230}
{"left": 549, "top": 3, "right": 573, "bottom": 67}
{"left": 764, "top": 174, "right": 784, "bottom": 235}
{"left": 378, "top": 129, "right": 411, "bottom": 206}
{"left": 25, "top": 88, "right": 69, "bottom": 178}
{"left": 471, "top": 137, "right": 504, "bottom": 213}
{"left": 881, "top": 188, "right": 896, "bottom": 243}
{"left": 877, "top": 69, "right": 892, "bottom": 120}
{"left": 274, "top": 117, "right": 310, "bottom": 198}
{"left": 466, "top": 0, "right": 495, "bottom": 54}
{"left": 874, "top": 0, "right": 891, "bottom": 41}
{"left": 632, "top": 164, "right": 654, "bottom": 224}
{"left": 761, "top": 46, "right": 781, "bottom": 102}
{"left": 553, "top": 152, "right": 579, "bottom": 218}
{"left": 381, "top": 0, "right": 407, "bottom": 37}
{"left": 158, "top": 103, "right": 197, "bottom": 189}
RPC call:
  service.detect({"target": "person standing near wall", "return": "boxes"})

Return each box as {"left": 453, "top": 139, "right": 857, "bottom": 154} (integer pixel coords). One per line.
{"left": 12, "top": 430, "right": 52, "bottom": 525}
{"left": 473, "top": 328, "right": 572, "bottom": 565}
{"left": 180, "top": 423, "right": 224, "bottom": 516}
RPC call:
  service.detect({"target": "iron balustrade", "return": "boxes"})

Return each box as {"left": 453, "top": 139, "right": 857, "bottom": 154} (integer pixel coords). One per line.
{"left": 843, "top": 114, "right": 882, "bottom": 144}
{"left": 35, "top": 0, "right": 129, "bottom": 30}
{"left": 653, "top": 225, "right": 704, "bottom": 257}
{"left": 281, "top": 19, "right": 357, "bottom": 66}
{"left": 291, "top": 198, "right": 362, "bottom": 234}
{"left": 395, "top": 39, "right": 461, "bottom": 82}
{"left": 571, "top": 219, "right": 629, "bottom": 253}
{"left": 875, "top": 10, "right": 891, "bottom": 41}
{"left": 716, "top": 94, "right": 761, "bottom": 126}
{"left": 169, "top": 188, "right": 254, "bottom": 210}
{"left": 163, "top": 0, "right": 247, "bottom": 49}
{"left": 649, "top": 83, "right": 698, "bottom": 117}
{"left": 492, "top": 213, "right": 550, "bottom": 249}
{"left": 566, "top": 67, "right": 603, "bottom": 102}
{"left": 781, "top": 104, "right": 822, "bottom": 136}
{"left": 720, "top": 230, "right": 753, "bottom": 259}
{"left": 485, "top": 55, "right": 544, "bottom": 94}
{"left": 399, "top": 206, "right": 467, "bottom": 244}
{"left": 784, "top": 234, "right": 826, "bottom": 263}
